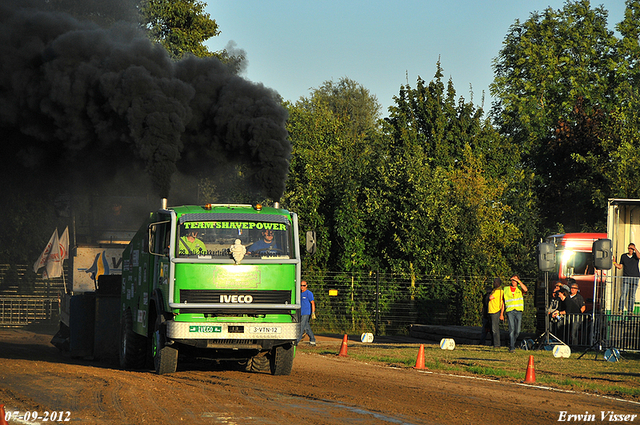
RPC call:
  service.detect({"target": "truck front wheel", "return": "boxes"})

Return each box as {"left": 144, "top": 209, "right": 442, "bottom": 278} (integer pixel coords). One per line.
{"left": 119, "top": 309, "right": 146, "bottom": 370}
{"left": 245, "top": 352, "right": 270, "bottom": 373}
{"left": 269, "top": 344, "right": 294, "bottom": 376}
{"left": 152, "top": 315, "right": 178, "bottom": 375}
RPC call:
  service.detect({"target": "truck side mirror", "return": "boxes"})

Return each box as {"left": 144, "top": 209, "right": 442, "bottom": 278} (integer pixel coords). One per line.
{"left": 306, "top": 231, "right": 316, "bottom": 254}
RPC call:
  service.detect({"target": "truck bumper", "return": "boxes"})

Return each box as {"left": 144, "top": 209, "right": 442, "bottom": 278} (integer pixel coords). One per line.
{"left": 166, "top": 321, "right": 300, "bottom": 341}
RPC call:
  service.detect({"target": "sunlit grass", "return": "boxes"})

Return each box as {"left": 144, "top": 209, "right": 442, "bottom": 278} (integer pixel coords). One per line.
{"left": 299, "top": 340, "right": 640, "bottom": 401}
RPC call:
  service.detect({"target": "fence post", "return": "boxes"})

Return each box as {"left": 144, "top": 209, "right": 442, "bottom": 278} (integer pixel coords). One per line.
{"left": 375, "top": 271, "right": 380, "bottom": 336}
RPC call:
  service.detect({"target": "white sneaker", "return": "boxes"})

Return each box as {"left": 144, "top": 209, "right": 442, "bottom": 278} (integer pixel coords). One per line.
{"left": 309, "top": 341, "right": 316, "bottom": 346}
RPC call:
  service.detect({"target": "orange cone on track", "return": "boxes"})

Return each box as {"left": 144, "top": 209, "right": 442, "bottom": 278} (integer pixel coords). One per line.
{"left": 524, "top": 355, "right": 536, "bottom": 383}
{"left": 1, "top": 404, "right": 9, "bottom": 425}
{"left": 413, "top": 344, "right": 427, "bottom": 370}
{"left": 338, "top": 334, "right": 349, "bottom": 357}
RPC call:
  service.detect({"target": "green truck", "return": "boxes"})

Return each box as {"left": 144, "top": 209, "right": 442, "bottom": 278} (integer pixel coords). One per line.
{"left": 119, "top": 201, "right": 303, "bottom": 375}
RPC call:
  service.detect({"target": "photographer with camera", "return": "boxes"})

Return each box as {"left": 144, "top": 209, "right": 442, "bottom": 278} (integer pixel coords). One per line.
{"left": 547, "top": 282, "right": 562, "bottom": 318}
{"left": 551, "top": 285, "right": 570, "bottom": 339}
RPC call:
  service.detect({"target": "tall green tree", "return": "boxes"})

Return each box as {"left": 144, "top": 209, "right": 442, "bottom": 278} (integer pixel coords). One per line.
{"left": 490, "top": 0, "right": 623, "bottom": 232}
{"left": 576, "top": 1, "right": 640, "bottom": 204}
{"left": 382, "top": 63, "right": 522, "bottom": 278}
{"left": 283, "top": 78, "right": 383, "bottom": 273}
{"left": 140, "top": 0, "right": 221, "bottom": 59}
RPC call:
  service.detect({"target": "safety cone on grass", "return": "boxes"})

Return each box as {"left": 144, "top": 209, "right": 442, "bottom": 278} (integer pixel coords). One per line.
{"left": 524, "top": 355, "right": 536, "bottom": 383}
{"left": 1, "top": 404, "right": 9, "bottom": 425}
{"left": 338, "top": 334, "right": 349, "bottom": 357}
{"left": 413, "top": 344, "right": 428, "bottom": 370}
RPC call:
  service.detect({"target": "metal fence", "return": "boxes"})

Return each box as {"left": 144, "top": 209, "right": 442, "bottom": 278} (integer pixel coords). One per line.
{"left": 301, "top": 270, "right": 538, "bottom": 335}
{"left": 546, "top": 313, "right": 640, "bottom": 351}
{"left": 606, "top": 275, "right": 639, "bottom": 315}
{"left": 595, "top": 314, "right": 640, "bottom": 351}
{"left": 2, "top": 266, "right": 636, "bottom": 351}
{"left": 0, "top": 296, "right": 59, "bottom": 326}
{"left": 0, "top": 264, "right": 67, "bottom": 296}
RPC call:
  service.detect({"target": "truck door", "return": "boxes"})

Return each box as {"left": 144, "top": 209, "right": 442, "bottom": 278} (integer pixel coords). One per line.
{"left": 149, "top": 215, "right": 171, "bottom": 306}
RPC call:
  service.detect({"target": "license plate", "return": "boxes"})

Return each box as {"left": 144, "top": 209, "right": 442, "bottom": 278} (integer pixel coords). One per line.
{"left": 250, "top": 326, "right": 282, "bottom": 334}
{"left": 189, "top": 325, "right": 222, "bottom": 333}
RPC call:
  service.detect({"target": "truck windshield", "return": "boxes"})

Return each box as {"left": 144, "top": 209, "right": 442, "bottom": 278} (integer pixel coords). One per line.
{"left": 560, "top": 251, "right": 594, "bottom": 276}
{"left": 176, "top": 220, "right": 291, "bottom": 259}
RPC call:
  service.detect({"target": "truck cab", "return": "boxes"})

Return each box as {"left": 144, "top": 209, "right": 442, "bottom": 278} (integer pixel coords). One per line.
{"left": 546, "top": 232, "right": 607, "bottom": 312}
{"left": 120, "top": 202, "right": 302, "bottom": 375}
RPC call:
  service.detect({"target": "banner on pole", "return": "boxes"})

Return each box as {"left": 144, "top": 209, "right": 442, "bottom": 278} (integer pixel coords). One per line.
{"left": 33, "top": 229, "right": 58, "bottom": 274}
{"left": 33, "top": 227, "right": 69, "bottom": 279}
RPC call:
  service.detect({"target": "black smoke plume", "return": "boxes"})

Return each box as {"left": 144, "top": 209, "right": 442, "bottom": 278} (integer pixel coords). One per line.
{"left": 0, "top": 1, "right": 291, "bottom": 201}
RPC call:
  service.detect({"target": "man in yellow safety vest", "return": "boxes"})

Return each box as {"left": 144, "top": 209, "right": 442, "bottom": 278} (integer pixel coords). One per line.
{"left": 503, "top": 275, "right": 528, "bottom": 353}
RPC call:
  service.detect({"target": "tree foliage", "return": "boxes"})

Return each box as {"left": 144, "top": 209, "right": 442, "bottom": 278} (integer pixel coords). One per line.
{"left": 283, "top": 78, "right": 383, "bottom": 273}
{"left": 284, "top": 69, "right": 531, "bottom": 326}
{"left": 382, "top": 63, "right": 523, "bottom": 278}
{"left": 491, "top": 0, "right": 640, "bottom": 232}
{"left": 140, "top": 0, "right": 220, "bottom": 59}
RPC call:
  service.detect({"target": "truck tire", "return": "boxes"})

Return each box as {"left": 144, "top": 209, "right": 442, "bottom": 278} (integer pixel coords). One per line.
{"left": 269, "top": 344, "right": 294, "bottom": 376}
{"left": 152, "top": 315, "right": 178, "bottom": 375}
{"left": 119, "top": 309, "right": 146, "bottom": 370}
{"left": 245, "top": 353, "right": 270, "bottom": 373}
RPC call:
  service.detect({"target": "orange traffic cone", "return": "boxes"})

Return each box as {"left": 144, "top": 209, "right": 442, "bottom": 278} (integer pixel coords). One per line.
{"left": 1, "top": 404, "right": 9, "bottom": 425}
{"left": 524, "top": 355, "right": 536, "bottom": 383}
{"left": 338, "top": 334, "right": 349, "bottom": 357}
{"left": 413, "top": 344, "right": 428, "bottom": 370}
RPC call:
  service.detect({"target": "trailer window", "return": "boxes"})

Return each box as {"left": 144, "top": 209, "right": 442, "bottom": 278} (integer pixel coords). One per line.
{"left": 176, "top": 221, "right": 292, "bottom": 259}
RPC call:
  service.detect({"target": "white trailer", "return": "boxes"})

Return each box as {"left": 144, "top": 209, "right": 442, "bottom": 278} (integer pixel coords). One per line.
{"left": 606, "top": 198, "right": 640, "bottom": 315}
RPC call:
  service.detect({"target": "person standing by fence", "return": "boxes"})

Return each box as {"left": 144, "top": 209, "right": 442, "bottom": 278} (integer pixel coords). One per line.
{"left": 297, "top": 280, "right": 317, "bottom": 345}
{"left": 613, "top": 243, "right": 640, "bottom": 314}
{"left": 487, "top": 278, "right": 504, "bottom": 348}
{"left": 566, "top": 279, "right": 585, "bottom": 345}
{"left": 503, "top": 275, "right": 528, "bottom": 353}
{"left": 479, "top": 284, "right": 492, "bottom": 346}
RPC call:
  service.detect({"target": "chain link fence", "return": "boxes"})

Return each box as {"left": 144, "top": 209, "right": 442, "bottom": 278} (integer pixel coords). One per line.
{"left": 0, "top": 265, "right": 534, "bottom": 335}
{"left": 302, "top": 271, "right": 537, "bottom": 336}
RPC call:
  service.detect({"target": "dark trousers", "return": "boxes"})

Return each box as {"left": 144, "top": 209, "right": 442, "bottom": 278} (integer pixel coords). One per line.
{"left": 489, "top": 312, "right": 501, "bottom": 347}
{"left": 480, "top": 315, "right": 491, "bottom": 345}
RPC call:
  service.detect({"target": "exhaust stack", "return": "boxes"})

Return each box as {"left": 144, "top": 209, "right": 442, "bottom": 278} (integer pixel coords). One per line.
{"left": 161, "top": 198, "right": 168, "bottom": 209}
{"left": 274, "top": 201, "right": 280, "bottom": 209}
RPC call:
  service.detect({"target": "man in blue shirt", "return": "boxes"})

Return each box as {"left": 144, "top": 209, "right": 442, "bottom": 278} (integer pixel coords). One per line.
{"left": 613, "top": 243, "right": 640, "bottom": 314}
{"left": 247, "top": 229, "right": 279, "bottom": 254}
{"left": 297, "top": 280, "right": 316, "bottom": 345}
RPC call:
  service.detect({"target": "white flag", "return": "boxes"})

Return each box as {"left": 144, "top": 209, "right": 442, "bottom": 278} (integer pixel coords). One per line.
{"left": 33, "top": 228, "right": 58, "bottom": 274}
{"left": 43, "top": 230, "right": 62, "bottom": 279}
{"left": 59, "top": 226, "right": 69, "bottom": 260}
{"left": 33, "top": 228, "right": 67, "bottom": 279}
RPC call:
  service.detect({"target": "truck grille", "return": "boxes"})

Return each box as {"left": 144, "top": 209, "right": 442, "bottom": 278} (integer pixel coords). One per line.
{"left": 178, "top": 289, "right": 294, "bottom": 315}
{"left": 180, "top": 289, "right": 292, "bottom": 304}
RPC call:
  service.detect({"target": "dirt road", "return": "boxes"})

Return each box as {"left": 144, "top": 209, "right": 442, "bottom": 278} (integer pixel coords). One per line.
{"left": 1, "top": 327, "right": 638, "bottom": 424}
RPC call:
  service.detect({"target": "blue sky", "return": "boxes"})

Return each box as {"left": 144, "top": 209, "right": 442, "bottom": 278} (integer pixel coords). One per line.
{"left": 205, "top": 1, "right": 627, "bottom": 116}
